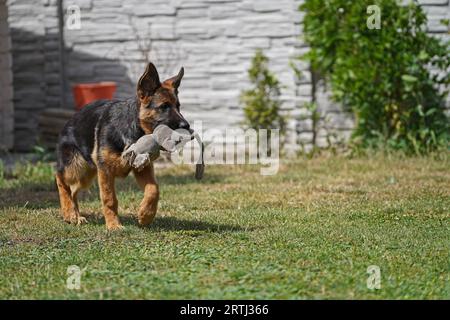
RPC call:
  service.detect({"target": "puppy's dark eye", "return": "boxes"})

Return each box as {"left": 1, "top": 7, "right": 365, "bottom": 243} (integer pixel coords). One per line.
{"left": 159, "top": 103, "right": 171, "bottom": 110}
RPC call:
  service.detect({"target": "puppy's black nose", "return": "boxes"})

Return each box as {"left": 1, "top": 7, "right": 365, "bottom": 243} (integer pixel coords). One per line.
{"left": 179, "top": 121, "right": 190, "bottom": 130}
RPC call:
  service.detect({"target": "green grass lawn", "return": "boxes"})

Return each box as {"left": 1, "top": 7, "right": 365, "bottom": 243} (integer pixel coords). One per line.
{"left": 0, "top": 155, "right": 449, "bottom": 299}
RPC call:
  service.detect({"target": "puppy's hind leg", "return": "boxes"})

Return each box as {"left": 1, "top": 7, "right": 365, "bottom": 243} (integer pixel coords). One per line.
{"left": 55, "top": 149, "right": 95, "bottom": 225}
{"left": 55, "top": 172, "right": 87, "bottom": 225}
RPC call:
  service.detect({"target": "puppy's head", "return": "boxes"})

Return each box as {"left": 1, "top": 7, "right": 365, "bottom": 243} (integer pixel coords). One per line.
{"left": 137, "top": 63, "right": 191, "bottom": 134}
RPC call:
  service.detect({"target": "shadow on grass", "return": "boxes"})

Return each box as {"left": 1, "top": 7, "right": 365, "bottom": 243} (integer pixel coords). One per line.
{"left": 85, "top": 214, "right": 247, "bottom": 233}
{"left": 157, "top": 171, "right": 225, "bottom": 185}
{"left": 0, "top": 170, "right": 225, "bottom": 210}
{"left": 151, "top": 216, "right": 247, "bottom": 232}
{"left": 0, "top": 181, "right": 60, "bottom": 209}
{"left": 0, "top": 180, "right": 99, "bottom": 210}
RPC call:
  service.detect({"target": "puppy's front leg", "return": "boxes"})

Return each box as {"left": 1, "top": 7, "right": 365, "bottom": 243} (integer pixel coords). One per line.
{"left": 134, "top": 164, "right": 159, "bottom": 226}
{"left": 97, "top": 169, "right": 123, "bottom": 230}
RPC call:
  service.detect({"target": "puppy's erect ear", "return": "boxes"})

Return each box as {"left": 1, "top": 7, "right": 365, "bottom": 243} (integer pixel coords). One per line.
{"left": 137, "top": 63, "right": 161, "bottom": 99}
{"left": 163, "top": 67, "right": 184, "bottom": 89}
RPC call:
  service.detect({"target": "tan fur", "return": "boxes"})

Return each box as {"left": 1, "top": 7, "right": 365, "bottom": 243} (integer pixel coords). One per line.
{"left": 95, "top": 148, "right": 134, "bottom": 230}
{"left": 161, "top": 80, "right": 177, "bottom": 91}
{"left": 134, "top": 164, "right": 159, "bottom": 226}
{"left": 99, "top": 148, "right": 132, "bottom": 178}
{"left": 139, "top": 105, "right": 157, "bottom": 134}
{"left": 97, "top": 168, "right": 123, "bottom": 230}
{"left": 63, "top": 152, "right": 96, "bottom": 187}
{"left": 56, "top": 152, "right": 95, "bottom": 225}
{"left": 55, "top": 171, "right": 87, "bottom": 225}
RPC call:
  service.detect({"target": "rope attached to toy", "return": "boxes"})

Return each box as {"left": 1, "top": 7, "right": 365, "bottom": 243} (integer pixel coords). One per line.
{"left": 194, "top": 132, "right": 204, "bottom": 180}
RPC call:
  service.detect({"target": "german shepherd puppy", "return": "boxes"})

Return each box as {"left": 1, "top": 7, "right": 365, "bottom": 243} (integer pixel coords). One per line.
{"left": 56, "top": 63, "right": 190, "bottom": 230}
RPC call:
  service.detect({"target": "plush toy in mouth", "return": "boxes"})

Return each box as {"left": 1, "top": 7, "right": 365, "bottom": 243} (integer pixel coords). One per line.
{"left": 122, "top": 125, "right": 204, "bottom": 179}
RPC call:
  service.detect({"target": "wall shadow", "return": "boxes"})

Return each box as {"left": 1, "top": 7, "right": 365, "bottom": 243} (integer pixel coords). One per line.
{"left": 9, "top": 28, "right": 136, "bottom": 151}
{"left": 0, "top": 182, "right": 59, "bottom": 210}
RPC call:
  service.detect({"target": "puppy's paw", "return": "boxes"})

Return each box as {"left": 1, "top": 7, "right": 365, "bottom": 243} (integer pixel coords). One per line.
{"left": 76, "top": 216, "right": 88, "bottom": 226}
{"left": 106, "top": 222, "right": 125, "bottom": 232}
{"left": 64, "top": 213, "right": 88, "bottom": 226}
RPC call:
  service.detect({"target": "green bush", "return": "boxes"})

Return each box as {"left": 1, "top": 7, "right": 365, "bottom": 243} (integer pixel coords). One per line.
{"left": 300, "top": 0, "right": 450, "bottom": 154}
{"left": 241, "top": 50, "right": 286, "bottom": 136}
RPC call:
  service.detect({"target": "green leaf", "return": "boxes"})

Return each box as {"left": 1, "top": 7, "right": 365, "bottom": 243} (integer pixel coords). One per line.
{"left": 425, "top": 108, "right": 437, "bottom": 116}
{"left": 401, "top": 75, "right": 418, "bottom": 83}
{"left": 418, "top": 50, "right": 429, "bottom": 61}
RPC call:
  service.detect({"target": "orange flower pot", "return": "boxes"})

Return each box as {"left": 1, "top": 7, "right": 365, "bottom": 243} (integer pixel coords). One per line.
{"left": 72, "top": 82, "right": 117, "bottom": 110}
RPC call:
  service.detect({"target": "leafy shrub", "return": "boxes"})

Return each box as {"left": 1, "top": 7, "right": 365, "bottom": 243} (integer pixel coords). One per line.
{"left": 300, "top": 0, "right": 450, "bottom": 154}
{"left": 241, "top": 50, "right": 286, "bottom": 136}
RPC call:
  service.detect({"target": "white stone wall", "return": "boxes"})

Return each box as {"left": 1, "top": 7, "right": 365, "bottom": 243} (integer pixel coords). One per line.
{"left": 62, "top": 0, "right": 309, "bottom": 151}
{"left": 5, "top": 0, "right": 449, "bottom": 151}
{"left": 7, "top": 0, "right": 60, "bottom": 151}
{"left": 0, "top": 0, "right": 13, "bottom": 150}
